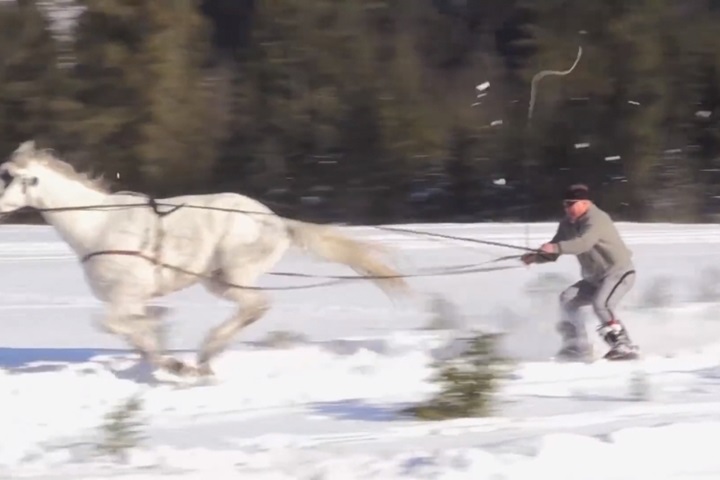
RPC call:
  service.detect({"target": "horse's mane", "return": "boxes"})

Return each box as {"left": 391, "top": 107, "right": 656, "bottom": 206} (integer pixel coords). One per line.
{"left": 12, "top": 147, "right": 111, "bottom": 193}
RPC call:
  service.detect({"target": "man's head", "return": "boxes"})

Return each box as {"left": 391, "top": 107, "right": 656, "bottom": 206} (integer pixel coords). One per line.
{"left": 563, "top": 183, "right": 592, "bottom": 221}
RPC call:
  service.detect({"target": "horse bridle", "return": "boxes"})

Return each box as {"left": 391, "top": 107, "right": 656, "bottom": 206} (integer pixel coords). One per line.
{"left": 0, "top": 168, "right": 38, "bottom": 194}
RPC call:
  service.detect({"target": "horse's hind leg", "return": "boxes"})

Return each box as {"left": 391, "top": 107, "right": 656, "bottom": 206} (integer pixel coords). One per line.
{"left": 195, "top": 278, "right": 270, "bottom": 376}
{"left": 188, "top": 236, "right": 288, "bottom": 377}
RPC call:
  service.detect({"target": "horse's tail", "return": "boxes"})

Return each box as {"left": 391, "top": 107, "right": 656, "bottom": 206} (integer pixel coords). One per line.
{"left": 282, "top": 219, "right": 410, "bottom": 298}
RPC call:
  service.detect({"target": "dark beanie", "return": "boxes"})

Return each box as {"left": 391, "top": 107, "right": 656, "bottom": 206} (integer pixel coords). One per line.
{"left": 563, "top": 183, "right": 590, "bottom": 201}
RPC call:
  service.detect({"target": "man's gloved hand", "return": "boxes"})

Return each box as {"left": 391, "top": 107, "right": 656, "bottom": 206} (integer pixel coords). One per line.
{"left": 520, "top": 253, "right": 537, "bottom": 265}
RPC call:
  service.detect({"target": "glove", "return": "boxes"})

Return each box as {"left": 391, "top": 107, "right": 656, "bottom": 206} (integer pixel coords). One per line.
{"left": 520, "top": 253, "right": 537, "bottom": 265}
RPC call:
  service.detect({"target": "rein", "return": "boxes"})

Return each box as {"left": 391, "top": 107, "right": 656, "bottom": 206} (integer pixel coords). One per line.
{"left": 79, "top": 248, "right": 522, "bottom": 291}
{"left": 22, "top": 195, "right": 539, "bottom": 292}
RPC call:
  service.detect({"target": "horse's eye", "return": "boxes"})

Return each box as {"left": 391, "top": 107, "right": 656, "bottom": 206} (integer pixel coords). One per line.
{"left": 0, "top": 171, "right": 13, "bottom": 187}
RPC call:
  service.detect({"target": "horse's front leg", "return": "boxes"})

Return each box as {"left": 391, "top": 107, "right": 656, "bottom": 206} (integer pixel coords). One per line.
{"left": 98, "top": 303, "right": 183, "bottom": 374}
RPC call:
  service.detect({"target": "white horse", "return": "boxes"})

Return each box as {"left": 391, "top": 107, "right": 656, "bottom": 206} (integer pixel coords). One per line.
{"left": 0, "top": 140, "right": 410, "bottom": 378}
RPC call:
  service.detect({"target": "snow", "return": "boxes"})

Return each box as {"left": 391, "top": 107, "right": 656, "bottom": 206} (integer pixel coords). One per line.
{"left": 3, "top": 221, "right": 720, "bottom": 479}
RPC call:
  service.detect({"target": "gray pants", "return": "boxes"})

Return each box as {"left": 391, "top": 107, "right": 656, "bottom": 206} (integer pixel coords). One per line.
{"left": 558, "top": 269, "right": 636, "bottom": 347}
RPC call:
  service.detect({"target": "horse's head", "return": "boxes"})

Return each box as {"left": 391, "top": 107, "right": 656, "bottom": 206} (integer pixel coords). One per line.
{"left": 0, "top": 140, "right": 45, "bottom": 212}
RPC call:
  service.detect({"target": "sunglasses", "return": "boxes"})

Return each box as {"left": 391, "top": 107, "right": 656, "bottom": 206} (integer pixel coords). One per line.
{"left": 563, "top": 200, "right": 580, "bottom": 207}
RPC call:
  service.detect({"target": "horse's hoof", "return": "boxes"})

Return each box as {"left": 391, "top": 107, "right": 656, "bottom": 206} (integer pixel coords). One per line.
{"left": 197, "top": 363, "right": 214, "bottom": 377}
{"left": 163, "top": 357, "right": 196, "bottom": 376}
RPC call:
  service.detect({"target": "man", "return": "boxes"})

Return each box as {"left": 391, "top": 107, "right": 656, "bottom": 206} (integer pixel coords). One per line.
{"left": 521, "top": 184, "right": 639, "bottom": 361}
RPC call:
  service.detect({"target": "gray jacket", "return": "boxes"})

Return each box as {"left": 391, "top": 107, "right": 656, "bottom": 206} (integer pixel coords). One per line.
{"left": 538, "top": 204, "right": 634, "bottom": 283}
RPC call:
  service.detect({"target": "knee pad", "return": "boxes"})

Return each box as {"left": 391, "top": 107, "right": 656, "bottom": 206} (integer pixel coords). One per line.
{"left": 559, "top": 289, "right": 575, "bottom": 307}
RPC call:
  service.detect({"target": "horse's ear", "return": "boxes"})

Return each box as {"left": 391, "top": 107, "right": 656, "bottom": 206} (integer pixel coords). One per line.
{"left": 17, "top": 140, "right": 36, "bottom": 154}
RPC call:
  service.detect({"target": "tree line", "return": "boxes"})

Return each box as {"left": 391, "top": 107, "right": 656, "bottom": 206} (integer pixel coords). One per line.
{"left": 2, "top": 0, "right": 720, "bottom": 224}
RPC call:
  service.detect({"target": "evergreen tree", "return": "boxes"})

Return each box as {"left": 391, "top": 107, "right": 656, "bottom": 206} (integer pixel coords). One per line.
{"left": 403, "top": 332, "right": 510, "bottom": 420}
{"left": 71, "top": 0, "right": 215, "bottom": 194}
{"left": 136, "top": 0, "right": 217, "bottom": 194}
{"left": 0, "top": 0, "right": 64, "bottom": 155}
{"left": 0, "top": 0, "right": 717, "bottom": 223}
{"left": 70, "top": 0, "right": 149, "bottom": 186}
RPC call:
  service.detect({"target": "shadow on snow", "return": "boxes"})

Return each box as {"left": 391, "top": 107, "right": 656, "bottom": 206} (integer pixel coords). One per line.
{"left": 0, "top": 346, "right": 192, "bottom": 385}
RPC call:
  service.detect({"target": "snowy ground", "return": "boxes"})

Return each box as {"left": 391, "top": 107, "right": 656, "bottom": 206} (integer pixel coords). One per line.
{"left": 3, "top": 222, "right": 720, "bottom": 479}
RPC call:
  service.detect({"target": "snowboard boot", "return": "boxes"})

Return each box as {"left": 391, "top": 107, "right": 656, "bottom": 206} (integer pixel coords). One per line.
{"left": 597, "top": 320, "right": 639, "bottom": 361}
{"left": 555, "top": 320, "right": 593, "bottom": 362}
